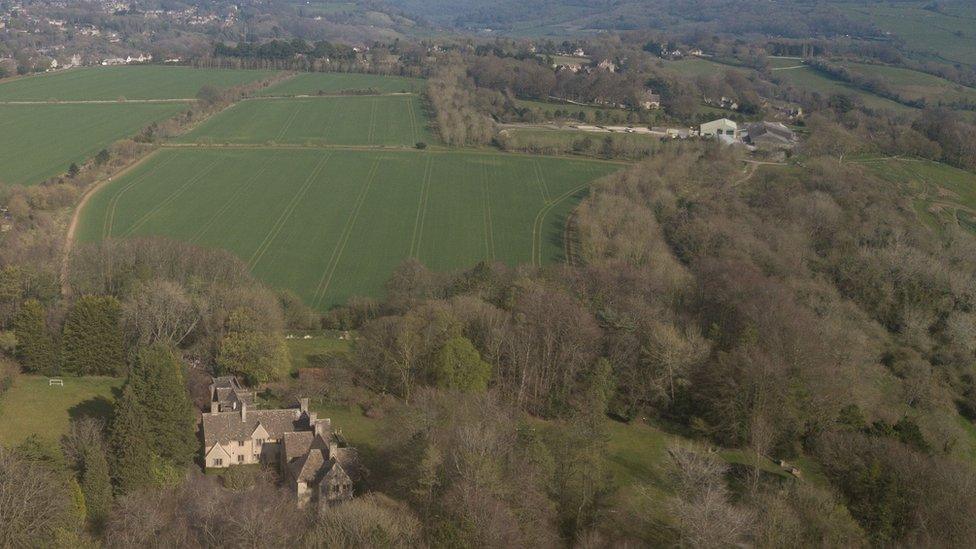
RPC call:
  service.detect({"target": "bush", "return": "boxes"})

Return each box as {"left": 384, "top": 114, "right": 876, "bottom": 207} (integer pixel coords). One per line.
{"left": 415, "top": 141, "right": 428, "bottom": 149}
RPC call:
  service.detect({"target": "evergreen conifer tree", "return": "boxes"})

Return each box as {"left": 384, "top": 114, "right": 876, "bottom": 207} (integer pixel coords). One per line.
{"left": 12, "top": 299, "right": 57, "bottom": 375}
{"left": 107, "top": 385, "right": 154, "bottom": 495}
{"left": 129, "top": 344, "right": 197, "bottom": 465}
{"left": 61, "top": 296, "right": 125, "bottom": 376}
{"left": 80, "top": 443, "right": 112, "bottom": 528}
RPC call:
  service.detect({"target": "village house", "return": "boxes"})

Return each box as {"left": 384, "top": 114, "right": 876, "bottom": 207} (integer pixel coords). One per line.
{"left": 597, "top": 59, "right": 617, "bottom": 72}
{"left": 700, "top": 118, "right": 740, "bottom": 142}
{"left": 640, "top": 89, "right": 661, "bottom": 110}
{"left": 202, "top": 376, "right": 357, "bottom": 507}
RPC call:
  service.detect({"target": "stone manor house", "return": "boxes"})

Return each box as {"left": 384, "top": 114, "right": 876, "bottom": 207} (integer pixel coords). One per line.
{"left": 202, "top": 376, "right": 357, "bottom": 506}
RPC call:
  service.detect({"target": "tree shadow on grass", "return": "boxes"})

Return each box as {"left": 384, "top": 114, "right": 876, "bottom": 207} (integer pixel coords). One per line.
{"left": 67, "top": 394, "right": 116, "bottom": 424}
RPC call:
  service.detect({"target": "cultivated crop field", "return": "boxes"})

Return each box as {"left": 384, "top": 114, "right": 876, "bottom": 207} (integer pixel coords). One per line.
{"left": 179, "top": 95, "right": 432, "bottom": 146}
{"left": 0, "top": 65, "right": 278, "bottom": 101}
{"left": 76, "top": 148, "right": 618, "bottom": 308}
{"left": 260, "top": 72, "right": 425, "bottom": 96}
{"left": 0, "top": 102, "right": 185, "bottom": 185}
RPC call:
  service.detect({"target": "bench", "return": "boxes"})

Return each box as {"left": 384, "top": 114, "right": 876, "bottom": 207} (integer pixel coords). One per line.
{"left": 48, "top": 378, "right": 64, "bottom": 387}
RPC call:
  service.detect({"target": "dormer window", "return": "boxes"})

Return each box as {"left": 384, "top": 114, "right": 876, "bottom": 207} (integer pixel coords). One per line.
{"left": 239, "top": 441, "right": 245, "bottom": 447}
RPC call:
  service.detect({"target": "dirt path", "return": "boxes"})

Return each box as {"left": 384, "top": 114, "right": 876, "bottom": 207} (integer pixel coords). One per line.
{"left": 60, "top": 149, "right": 162, "bottom": 297}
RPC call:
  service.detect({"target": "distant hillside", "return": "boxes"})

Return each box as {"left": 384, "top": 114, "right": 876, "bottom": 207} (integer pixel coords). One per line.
{"left": 382, "top": 0, "right": 884, "bottom": 38}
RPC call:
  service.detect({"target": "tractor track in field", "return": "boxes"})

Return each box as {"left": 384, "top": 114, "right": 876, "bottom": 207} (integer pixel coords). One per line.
{"left": 481, "top": 161, "right": 496, "bottom": 262}
{"left": 313, "top": 158, "right": 382, "bottom": 308}
{"left": 189, "top": 164, "right": 270, "bottom": 245}
{"left": 247, "top": 153, "right": 332, "bottom": 271}
{"left": 408, "top": 155, "right": 434, "bottom": 259}
{"left": 121, "top": 159, "right": 221, "bottom": 237}
{"left": 531, "top": 183, "right": 589, "bottom": 268}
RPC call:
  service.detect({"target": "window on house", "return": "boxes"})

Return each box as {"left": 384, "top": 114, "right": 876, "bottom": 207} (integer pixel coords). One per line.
{"left": 256, "top": 439, "right": 263, "bottom": 446}
{"left": 213, "top": 458, "right": 223, "bottom": 466}
{"left": 237, "top": 454, "right": 244, "bottom": 463}
{"left": 238, "top": 441, "right": 245, "bottom": 447}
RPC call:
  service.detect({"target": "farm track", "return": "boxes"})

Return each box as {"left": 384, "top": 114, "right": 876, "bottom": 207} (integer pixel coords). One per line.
{"left": 61, "top": 149, "right": 164, "bottom": 297}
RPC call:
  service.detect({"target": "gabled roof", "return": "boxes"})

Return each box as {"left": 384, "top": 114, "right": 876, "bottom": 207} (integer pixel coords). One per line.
{"left": 323, "top": 460, "right": 349, "bottom": 483}
{"left": 293, "top": 449, "right": 326, "bottom": 483}
{"left": 205, "top": 443, "right": 231, "bottom": 461}
{"left": 202, "top": 408, "right": 304, "bottom": 446}
{"left": 251, "top": 422, "right": 270, "bottom": 440}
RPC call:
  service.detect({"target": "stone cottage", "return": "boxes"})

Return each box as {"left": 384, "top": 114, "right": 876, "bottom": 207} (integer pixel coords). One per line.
{"left": 202, "top": 376, "right": 357, "bottom": 506}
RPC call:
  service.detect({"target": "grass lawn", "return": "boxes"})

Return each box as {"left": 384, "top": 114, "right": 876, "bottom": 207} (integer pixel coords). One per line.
{"left": 0, "top": 102, "right": 186, "bottom": 186}
{"left": 259, "top": 72, "right": 425, "bottom": 96}
{"left": 75, "top": 148, "right": 620, "bottom": 309}
{"left": 0, "top": 375, "right": 122, "bottom": 448}
{"left": 179, "top": 95, "right": 433, "bottom": 147}
{"left": 287, "top": 331, "right": 353, "bottom": 372}
{"left": 0, "top": 66, "right": 278, "bottom": 101}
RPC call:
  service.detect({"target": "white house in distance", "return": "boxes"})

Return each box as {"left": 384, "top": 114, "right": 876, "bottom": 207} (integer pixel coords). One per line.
{"left": 700, "top": 118, "right": 739, "bottom": 141}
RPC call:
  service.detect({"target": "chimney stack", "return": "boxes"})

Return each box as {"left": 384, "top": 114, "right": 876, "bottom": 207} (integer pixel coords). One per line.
{"left": 241, "top": 400, "right": 247, "bottom": 422}
{"left": 299, "top": 397, "right": 309, "bottom": 414}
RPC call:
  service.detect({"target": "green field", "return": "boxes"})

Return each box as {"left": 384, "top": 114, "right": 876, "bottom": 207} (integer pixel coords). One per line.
{"left": 858, "top": 158, "right": 976, "bottom": 236}
{"left": 773, "top": 65, "right": 912, "bottom": 112}
{"left": 0, "top": 66, "right": 277, "bottom": 101}
{"left": 513, "top": 98, "right": 647, "bottom": 122}
{"left": 0, "top": 376, "right": 121, "bottom": 448}
{"left": 840, "top": 2, "right": 976, "bottom": 66}
{"left": 837, "top": 61, "right": 976, "bottom": 106}
{"left": 661, "top": 57, "right": 754, "bottom": 79}
{"left": 76, "top": 148, "right": 619, "bottom": 308}
{"left": 260, "top": 72, "right": 425, "bottom": 96}
{"left": 179, "top": 95, "right": 432, "bottom": 146}
{"left": 0, "top": 102, "right": 185, "bottom": 186}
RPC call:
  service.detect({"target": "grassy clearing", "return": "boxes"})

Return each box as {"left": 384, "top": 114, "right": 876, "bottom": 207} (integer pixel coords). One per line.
{"left": 287, "top": 331, "right": 353, "bottom": 372}
{"left": 259, "top": 72, "right": 425, "bottom": 96}
{"left": 0, "top": 102, "right": 185, "bottom": 186}
{"left": 0, "top": 66, "right": 278, "bottom": 101}
{"left": 857, "top": 158, "right": 976, "bottom": 236}
{"left": 179, "top": 95, "right": 433, "bottom": 147}
{"left": 0, "top": 375, "right": 122, "bottom": 448}
{"left": 76, "top": 148, "right": 619, "bottom": 309}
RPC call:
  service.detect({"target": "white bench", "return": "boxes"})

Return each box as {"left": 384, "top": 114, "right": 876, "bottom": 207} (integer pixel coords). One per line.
{"left": 48, "top": 378, "right": 64, "bottom": 387}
